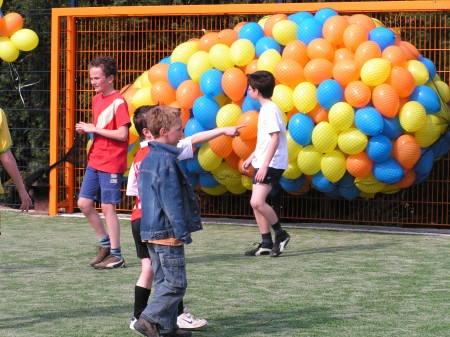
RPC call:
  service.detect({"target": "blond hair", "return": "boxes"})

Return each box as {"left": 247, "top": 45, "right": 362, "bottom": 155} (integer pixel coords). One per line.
{"left": 145, "top": 105, "right": 181, "bottom": 138}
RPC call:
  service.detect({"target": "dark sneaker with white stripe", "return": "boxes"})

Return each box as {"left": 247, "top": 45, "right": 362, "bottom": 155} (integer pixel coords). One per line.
{"left": 244, "top": 242, "right": 273, "bottom": 256}
{"left": 93, "top": 254, "right": 125, "bottom": 269}
{"left": 270, "top": 230, "right": 290, "bottom": 257}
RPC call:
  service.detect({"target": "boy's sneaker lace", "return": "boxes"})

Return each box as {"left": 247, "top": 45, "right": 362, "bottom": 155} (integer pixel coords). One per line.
{"left": 244, "top": 242, "right": 273, "bottom": 256}
{"left": 90, "top": 246, "right": 110, "bottom": 266}
{"left": 270, "top": 230, "right": 290, "bottom": 257}
{"left": 93, "top": 254, "right": 125, "bottom": 269}
{"left": 177, "top": 308, "right": 208, "bottom": 329}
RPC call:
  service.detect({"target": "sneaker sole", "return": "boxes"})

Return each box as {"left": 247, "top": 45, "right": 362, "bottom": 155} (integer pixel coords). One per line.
{"left": 94, "top": 261, "right": 126, "bottom": 269}
{"left": 244, "top": 248, "right": 272, "bottom": 256}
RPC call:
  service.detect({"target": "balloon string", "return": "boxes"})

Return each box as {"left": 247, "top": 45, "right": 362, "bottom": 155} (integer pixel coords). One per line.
{"left": 8, "top": 62, "right": 41, "bottom": 107}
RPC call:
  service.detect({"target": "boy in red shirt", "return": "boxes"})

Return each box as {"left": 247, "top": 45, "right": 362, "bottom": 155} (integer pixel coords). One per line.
{"left": 76, "top": 56, "right": 130, "bottom": 269}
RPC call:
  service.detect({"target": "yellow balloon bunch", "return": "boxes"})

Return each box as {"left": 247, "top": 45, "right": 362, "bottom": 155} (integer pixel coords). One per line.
{"left": 0, "top": 2, "right": 39, "bottom": 62}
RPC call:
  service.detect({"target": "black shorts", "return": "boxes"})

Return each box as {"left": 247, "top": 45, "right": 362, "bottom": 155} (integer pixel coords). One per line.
{"left": 252, "top": 167, "right": 284, "bottom": 187}
{"left": 131, "top": 218, "right": 150, "bottom": 259}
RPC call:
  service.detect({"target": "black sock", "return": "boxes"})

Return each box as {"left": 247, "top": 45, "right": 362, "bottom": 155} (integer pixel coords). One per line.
{"left": 271, "top": 221, "right": 283, "bottom": 236}
{"left": 178, "top": 300, "right": 184, "bottom": 316}
{"left": 262, "top": 232, "right": 273, "bottom": 245}
{"left": 134, "top": 286, "right": 151, "bottom": 319}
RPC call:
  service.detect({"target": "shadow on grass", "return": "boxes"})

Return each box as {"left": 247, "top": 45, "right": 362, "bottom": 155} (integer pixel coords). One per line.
{"left": 187, "top": 242, "right": 396, "bottom": 263}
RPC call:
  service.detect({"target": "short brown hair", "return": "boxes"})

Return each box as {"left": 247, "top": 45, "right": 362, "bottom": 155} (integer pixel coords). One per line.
{"left": 89, "top": 56, "right": 117, "bottom": 78}
{"left": 145, "top": 105, "right": 181, "bottom": 138}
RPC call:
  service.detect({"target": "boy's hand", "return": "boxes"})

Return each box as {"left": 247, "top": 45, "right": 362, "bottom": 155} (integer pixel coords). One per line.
{"left": 224, "top": 125, "right": 245, "bottom": 137}
{"left": 75, "top": 122, "right": 95, "bottom": 134}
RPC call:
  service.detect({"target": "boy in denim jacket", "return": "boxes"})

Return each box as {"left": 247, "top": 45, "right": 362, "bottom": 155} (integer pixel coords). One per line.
{"left": 133, "top": 106, "right": 201, "bottom": 337}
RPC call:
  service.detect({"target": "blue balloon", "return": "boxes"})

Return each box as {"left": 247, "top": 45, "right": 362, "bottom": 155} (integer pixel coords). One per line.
{"left": 431, "top": 132, "right": 450, "bottom": 158}
{"left": 366, "top": 135, "right": 392, "bottom": 162}
{"left": 421, "top": 57, "right": 437, "bottom": 80}
{"left": 242, "top": 95, "right": 261, "bottom": 112}
{"left": 288, "top": 11, "right": 314, "bottom": 26}
{"left": 186, "top": 172, "right": 199, "bottom": 188}
{"left": 414, "top": 148, "right": 434, "bottom": 174}
{"left": 186, "top": 153, "right": 204, "bottom": 174}
{"left": 297, "top": 18, "right": 323, "bottom": 45}
{"left": 369, "top": 27, "right": 396, "bottom": 51}
{"left": 314, "top": 8, "right": 338, "bottom": 25}
{"left": 199, "top": 172, "right": 220, "bottom": 188}
{"left": 382, "top": 116, "right": 403, "bottom": 139}
{"left": 316, "top": 79, "right": 343, "bottom": 110}
{"left": 288, "top": 113, "right": 315, "bottom": 146}
{"left": 409, "top": 85, "right": 441, "bottom": 114}
{"left": 184, "top": 118, "right": 206, "bottom": 138}
{"left": 373, "top": 158, "right": 404, "bottom": 184}
{"left": 200, "top": 69, "right": 223, "bottom": 98}
{"left": 238, "top": 22, "right": 264, "bottom": 46}
{"left": 280, "top": 175, "right": 305, "bottom": 193}
{"left": 255, "top": 37, "right": 282, "bottom": 57}
{"left": 312, "top": 172, "right": 335, "bottom": 192}
{"left": 355, "top": 107, "right": 383, "bottom": 136}
{"left": 192, "top": 96, "right": 220, "bottom": 130}
{"left": 168, "top": 62, "right": 190, "bottom": 89}
{"left": 159, "top": 56, "right": 171, "bottom": 64}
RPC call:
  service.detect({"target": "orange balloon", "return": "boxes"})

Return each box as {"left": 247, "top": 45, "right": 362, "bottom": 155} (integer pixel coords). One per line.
{"left": 225, "top": 151, "right": 241, "bottom": 171}
{"left": 148, "top": 63, "right": 170, "bottom": 84}
{"left": 1, "top": 12, "right": 23, "bottom": 37}
{"left": 198, "top": 32, "right": 219, "bottom": 52}
{"left": 217, "top": 29, "right": 238, "bottom": 46}
{"left": 273, "top": 59, "right": 304, "bottom": 87}
{"left": 348, "top": 14, "right": 376, "bottom": 32}
{"left": 169, "top": 102, "right": 191, "bottom": 128}
{"left": 238, "top": 158, "right": 255, "bottom": 177}
{"left": 332, "top": 59, "right": 361, "bottom": 86}
{"left": 333, "top": 47, "right": 355, "bottom": 63}
{"left": 371, "top": 83, "right": 400, "bottom": 118}
{"left": 222, "top": 67, "right": 247, "bottom": 102}
{"left": 382, "top": 45, "right": 406, "bottom": 67}
{"left": 308, "top": 105, "right": 329, "bottom": 124}
{"left": 346, "top": 151, "right": 373, "bottom": 178}
{"left": 151, "top": 81, "right": 176, "bottom": 105}
{"left": 354, "top": 41, "right": 382, "bottom": 66}
{"left": 395, "top": 40, "right": 419, "bottom": 61}
{"left": 282, "top": 40, "right": 309, "bottom": 67}
{"left": 303, "top": 58, "right": 333, "bottom": 85}
{"left": 343, "top": 24, "right": 369, "bottom": 52}
{"left": 232, "top": 136, "right": 256, "bottom": 159}
{"left": 344, "top": 81, "right": 371, "bottom": 108}
{"left": 238, "top": 110, "right": 259, "bottom": 140}
{"left": 209, "top": 135, "right": 233, "bottom": 158}
{"left": 245, "top": 59, "right": 258, "bottom": 75}
{"left": 395, "top": 170, "right": 416, "bottom": 188}
{"left": 263, "top": 14, "right": 288, "bottom": 37}
{"left": 307, "top": 38, "right": 335, "bottom": 61}
{"left": 176, "top": 80, "right": 201, "bottom": 109}
{"left": 121, "top": 84, "right": 140, "bottom": 116}
{"left": 322, "top": 15, "right": 349, "bottom": 46}
{"left": 392, "top": 135, "right": 421, "bottom": 169}
{"left": 388, "top": 66, "right": 415, "bottom": 98}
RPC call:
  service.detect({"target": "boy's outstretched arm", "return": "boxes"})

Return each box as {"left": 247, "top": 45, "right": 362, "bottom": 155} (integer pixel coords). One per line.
{"left": 190, "top": 125, "right": 245, "bottom": 147}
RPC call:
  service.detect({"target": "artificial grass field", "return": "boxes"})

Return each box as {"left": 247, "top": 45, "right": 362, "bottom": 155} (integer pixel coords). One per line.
{"left": 0, "top": 210, "right": 449, "bottom": 337}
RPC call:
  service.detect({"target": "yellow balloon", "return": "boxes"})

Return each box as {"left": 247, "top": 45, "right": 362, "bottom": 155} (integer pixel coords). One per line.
{"left": 312, "top": 122, "right": 338, "bottom": 153}
{"left": 293, "top": 82, "right": 317, "bottom": 113}
{"left": 405, "top": 60, "right": 429, "bottom": 86}
{"left": 399, "top": 101, "right": 427, "bottom": 132}
{"left": 272, "top": 20, "right": 298, "bottom": 46}
{"left": 10, "top": 29, "right": 39, "bottom": 52}
{"left": 321, "top": 150, "right": 346, "bottom": 183}
{"left": 212, "top": 161, "right": 242, "bottom": 186}
{"left": 338, "top": 127, "right": 368, "bottom": 154}
{"left": 216, "top": 104, "right": 242, "bottom": 128}
{"left": 227, "top": 183, "right": 247, "bottom": 195}
{"left": 283, "top": 161, "right": 302, "bottom": 179}
{"left": 187, "top": 51, "right": 212, "bottom": 82}
{"left": 171, "top": 40, "right": 198, "bottom": 64}
{"left": 328, "top": 102, "right": 354, "bottom": 131}
{"left": 198, "top": 143, "right": 222, "bottom": 171}
{"left": 297, "top": 145, "right": 322, "bottom": 175}
{"left": 241, "top": 175, "right": 253, "bottom": 190}
{"left": 258, "top": 15, "right": 270, "bottom": 29}
{"left": 355, "top": 174, "right": 386, "bottom": 193}
{"left": 132, "top": 87, "right": 153, "bottom": 108}
{"left": 360, "top": 58, "right": 391, "bottom": 86}
{"left": 287, "top": 131, "right": 303, "bottom": 162}
{"left": 427, "top": 80, "right": 450, "bottom": 103}
{"left": 257, "top": 49, "right": 282, "bottom": 73}
{"left": 209, "top": 44, "right": 234, "bottom": 71}
{"left": 230, "top": 39, "right": 255, "bottom": 67}
{"left": 272, "top": 84, "right": 294, "bottom": 113}
{"left": 414, "top": 115, "right": 445, "bottom": 147}
{"left": 0, "top": 36, "right": 19, "bottom": 62}
{"left": 201, "top": 184, "right": 228, "bottom": 195}
{"left": 137, "top": 71, "right": 151, "bottom": 88}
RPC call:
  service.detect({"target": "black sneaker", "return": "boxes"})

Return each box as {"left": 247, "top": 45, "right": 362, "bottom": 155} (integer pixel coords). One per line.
{"left": 244, "top": 242, "right": 273, "bottom": 256}
{"left": 270, "top": 231, "right": 290, "bottom": 257}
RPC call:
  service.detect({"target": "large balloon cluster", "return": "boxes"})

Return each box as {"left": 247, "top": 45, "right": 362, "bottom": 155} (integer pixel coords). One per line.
{"left": 121, "top": 8, "right": 450, "bottom": 199}
{"left": 0, "top": 0, "right": 39, "bottom": 62}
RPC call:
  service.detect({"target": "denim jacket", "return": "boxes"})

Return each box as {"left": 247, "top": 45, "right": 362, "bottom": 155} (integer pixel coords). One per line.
{"left": 137, "top": 141, "right": 203, "bottom": 244}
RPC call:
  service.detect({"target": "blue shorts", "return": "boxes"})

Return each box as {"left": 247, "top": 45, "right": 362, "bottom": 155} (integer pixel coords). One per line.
{"left": 78, "top": 166, "right": 124, "bottom": 204}
{"left": 252, "top": 167, "right": 284, "bottom": 186}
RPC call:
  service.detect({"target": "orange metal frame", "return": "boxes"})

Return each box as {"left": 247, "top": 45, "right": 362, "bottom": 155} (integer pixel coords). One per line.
{"left": 50, "top": 2, "right": 450, "bottom": 226}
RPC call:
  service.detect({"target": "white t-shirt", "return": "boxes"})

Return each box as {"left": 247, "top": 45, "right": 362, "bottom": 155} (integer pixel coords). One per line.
{"left": 126, "top": 137, "right": 194, "bottom": 197}
{"left": 252, "top": 101, "right": 288, "bottom": 170}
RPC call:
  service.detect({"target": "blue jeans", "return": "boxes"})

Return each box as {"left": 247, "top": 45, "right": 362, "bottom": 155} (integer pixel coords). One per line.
{"left": 141, "top": 243, "right": 187, "bottom": 334}
{"left": 79, "top": 166, "right": 123, "bottom": 204}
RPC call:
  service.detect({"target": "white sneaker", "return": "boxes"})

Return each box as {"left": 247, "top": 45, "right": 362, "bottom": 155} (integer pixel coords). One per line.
{"left": 129, "top": 316, "right": 137, "bottom": 330}
{"left": 177, "top": 308, "right": 208, "bottom": 330}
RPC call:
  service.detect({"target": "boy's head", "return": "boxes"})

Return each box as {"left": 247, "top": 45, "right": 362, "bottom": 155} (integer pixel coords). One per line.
{"left": 145, "top": 105, "right": 183, "bottom": 146}
{"left": 133, "top": 105, "right": 156, "bottom": 140}
{"left": 247, "top": 70, "right": 275, "bottom": 99}
{"left": 89, "top": 56, "right": 117, "bottom": 95}
{"left": 89, "top": 56, "right": 118, "bottom": 78}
